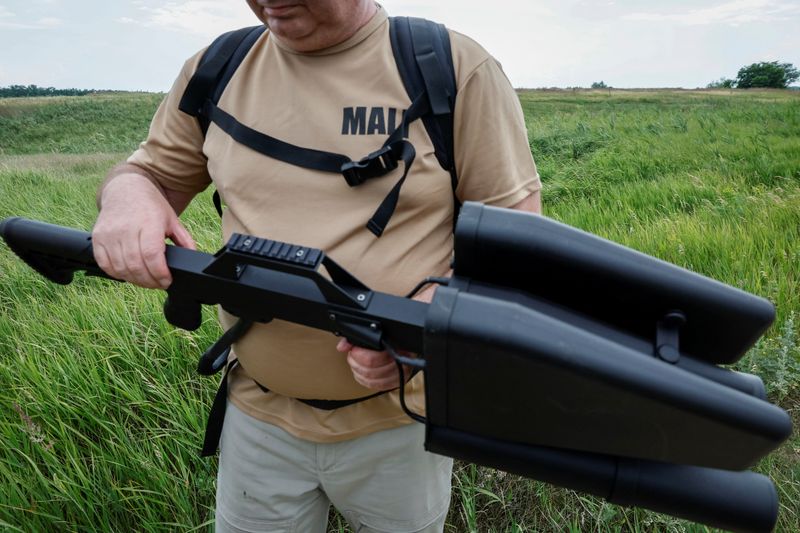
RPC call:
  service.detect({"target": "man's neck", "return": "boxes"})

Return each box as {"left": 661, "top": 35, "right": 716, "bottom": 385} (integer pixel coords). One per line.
{"left": 278, "top": 2, "right": 378, "bottom": 53}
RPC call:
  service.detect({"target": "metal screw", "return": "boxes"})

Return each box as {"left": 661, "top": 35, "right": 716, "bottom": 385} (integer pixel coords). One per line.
{"left": 369, "top": 323, "right": 377, "bottom": 330}
{"left": 295, "top": 249, "right": 304, "bottom": 257}
{"left": 243, "top": 239, "right": 252, "bottom": 247}
{"left": 356, "top": 294, "right": 366, "bottom": 302}
{"left": 329, "top": 313, "right": 336, "bottom": 321}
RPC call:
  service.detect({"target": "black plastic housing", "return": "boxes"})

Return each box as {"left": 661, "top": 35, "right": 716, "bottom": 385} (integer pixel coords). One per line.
{"left": 423, "top": 287, "right": 791, "bottom": 470}
{"left": 423, "top": 203, "right": 791, "bottom": 470}
{"left": 452, "top": 203, "right": 776, "bottom": 365}
{"left": 426, "top": 426, "right": 778, "bottom": 533}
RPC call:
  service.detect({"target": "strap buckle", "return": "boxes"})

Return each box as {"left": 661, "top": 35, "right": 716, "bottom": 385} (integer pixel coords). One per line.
{"left": 341, "top": 145, "right": 399, "bottom": 187}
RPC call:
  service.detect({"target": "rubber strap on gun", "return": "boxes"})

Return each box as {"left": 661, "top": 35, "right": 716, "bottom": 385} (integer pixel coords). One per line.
{"left": 201, "top": 359, "right": 238, "bottom": 457}
{"left": 201, "top": 364, "right": 389, "bottom": 457}
{"left": 253, "top": 380, "right": 389, "bottom": 410}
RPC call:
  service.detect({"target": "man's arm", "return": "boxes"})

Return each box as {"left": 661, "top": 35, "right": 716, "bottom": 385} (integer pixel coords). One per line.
{"left": 401, "top": 192, "right": 539, "bottom": 304}
{"left": 512, "top": 189, "right": 541, "bottom": 214}
{"left": 92, "top": 164, "right": 197, "bottom": 289}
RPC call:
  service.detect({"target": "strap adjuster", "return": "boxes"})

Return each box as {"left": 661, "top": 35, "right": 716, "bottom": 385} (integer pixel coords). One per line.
{"left": 341, "top": 145, "right": 399, "bottom": 187}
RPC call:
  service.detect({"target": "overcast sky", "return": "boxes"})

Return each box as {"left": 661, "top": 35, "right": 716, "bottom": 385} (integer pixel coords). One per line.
{"left": 1, "top": 0, "right": 799, "bottom": 91}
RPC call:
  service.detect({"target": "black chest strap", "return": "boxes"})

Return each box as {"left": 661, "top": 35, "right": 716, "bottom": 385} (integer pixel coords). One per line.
{"left": 180, "top": 17, "right": 458, "bottom": 237}
{"left": 180, "top": 25, "right": 267, "bottom": 134}
{"left": 201, "top": 95, "right": 426, "bottom": 237}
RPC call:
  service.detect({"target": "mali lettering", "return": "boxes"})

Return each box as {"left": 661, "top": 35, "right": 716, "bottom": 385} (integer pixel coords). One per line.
{"left": 342, "top": 107, "right": 404, "bottom": 135}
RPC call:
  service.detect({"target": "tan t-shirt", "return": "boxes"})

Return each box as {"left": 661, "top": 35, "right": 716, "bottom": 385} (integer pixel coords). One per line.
{"left": 128, "top": 7, "right": 541, "bottom": 442}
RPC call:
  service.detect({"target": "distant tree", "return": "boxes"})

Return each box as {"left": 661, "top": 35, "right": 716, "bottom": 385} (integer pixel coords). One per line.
{"left": 707, "top": 77, "right": 736, "bottom": 89}
{"left": 735, "top": 62, "right": 799, "bottom": 89}
{"left": 591, "top": 81, "right": 608, "bottom": 89}
{"left": 0, "top": 84, "right": 93, "bottom": 97}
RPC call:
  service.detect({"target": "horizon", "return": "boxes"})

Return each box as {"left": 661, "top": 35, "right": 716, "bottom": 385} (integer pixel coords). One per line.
{"left": 3, "top": 84, "right": 800, "bottom": 94}
{"left": 1, "top": 1, "right": 799, "bottom": 91}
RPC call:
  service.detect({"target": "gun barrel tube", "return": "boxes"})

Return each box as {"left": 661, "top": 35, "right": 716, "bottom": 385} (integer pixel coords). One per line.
{"left": 427, "top": 427, "right": 777, "bottom": 533}
{"left": 0, "top": 217, "right": 17, "bottom": 242}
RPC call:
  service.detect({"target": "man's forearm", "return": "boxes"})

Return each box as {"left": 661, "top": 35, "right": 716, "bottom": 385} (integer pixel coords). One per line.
{"left": 97, "top": 163, "right": 163, "bottom": 209}
{"left": 97, "top": 163, "right": 194, "bottom": 215}
{"left": 91, "top": 163, "right": 197, "bottom": 288}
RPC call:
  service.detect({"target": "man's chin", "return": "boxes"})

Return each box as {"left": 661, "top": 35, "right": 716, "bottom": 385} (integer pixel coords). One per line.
{"left": 267, "top": 21, "right": 316, "bottom": 44}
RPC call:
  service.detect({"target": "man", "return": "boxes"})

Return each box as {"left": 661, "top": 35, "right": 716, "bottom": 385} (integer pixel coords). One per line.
{"left": 92, "top": 1, "right": 541, "bottom": 531}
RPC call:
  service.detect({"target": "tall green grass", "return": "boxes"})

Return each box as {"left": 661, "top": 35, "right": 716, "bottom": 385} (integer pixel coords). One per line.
{"left": 0, "top": 93, "right": 163, "bottom": 155}
{"left": 1, "top": 89, "right": 799, "bottom": 532}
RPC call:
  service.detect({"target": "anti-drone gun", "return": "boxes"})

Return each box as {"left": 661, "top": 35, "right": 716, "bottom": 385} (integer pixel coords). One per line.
{"left": 0, "top": 202, "right": 792, "bottom": 532}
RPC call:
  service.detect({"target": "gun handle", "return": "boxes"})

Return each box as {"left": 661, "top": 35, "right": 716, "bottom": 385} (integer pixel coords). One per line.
{"left": 163, "top": 294, "right": 202, "bottom": 331}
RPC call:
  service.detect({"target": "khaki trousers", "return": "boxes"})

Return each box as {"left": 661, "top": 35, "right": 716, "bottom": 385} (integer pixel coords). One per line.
{"left": 215, "top": 402, "right": 453, "bottom": 533}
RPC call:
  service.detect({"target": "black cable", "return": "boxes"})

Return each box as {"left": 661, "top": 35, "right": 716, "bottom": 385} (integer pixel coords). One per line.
{"left": 404, "top": 276, "right": 451, "bottom": 299}
{"left": 385, "top": 341, "right": 426, "bottom": 423}
{"left": 392, "top": 353, "right": 426, "bottom": 369}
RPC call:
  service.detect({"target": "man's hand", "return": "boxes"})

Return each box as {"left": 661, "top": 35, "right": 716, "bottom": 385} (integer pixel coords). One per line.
{"left": 338, "top": 279, "right": 439, "bottom": 391}
{"left": 338, "top": 191, "right": 538, "bottom": 391}
{"left": 92, "top": 170, "right": 196, "bottom": 289}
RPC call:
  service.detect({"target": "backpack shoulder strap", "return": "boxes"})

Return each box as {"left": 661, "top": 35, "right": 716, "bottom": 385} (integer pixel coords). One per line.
{"left": 179, "top": 25, "right": 266, "bottom": 135}
{"left": 389, "top": 17, "right": 457, "bottom": 183}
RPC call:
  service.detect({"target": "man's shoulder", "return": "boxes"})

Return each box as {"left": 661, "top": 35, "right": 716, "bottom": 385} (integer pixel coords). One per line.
{"left": 179, "top": 45, "right": 214, "bottom": 82}
{"left": 445, "top": 28, "right": 495, "bottom": 84}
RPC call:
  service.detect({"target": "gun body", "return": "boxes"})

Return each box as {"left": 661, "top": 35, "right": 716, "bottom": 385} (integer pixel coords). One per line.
{"left": 164, "top": 243, "right": 428, "bottom": 352}
{"left": 1, "top": 203, "right": 792, "bottom": 532}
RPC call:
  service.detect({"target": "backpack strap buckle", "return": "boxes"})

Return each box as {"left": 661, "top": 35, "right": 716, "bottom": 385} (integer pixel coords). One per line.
{"left": 341, "top": 145, "right": 399, "bottom": 187}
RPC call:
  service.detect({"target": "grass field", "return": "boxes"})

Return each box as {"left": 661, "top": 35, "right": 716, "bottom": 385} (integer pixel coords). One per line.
{"left": 1, "top": 89, "right": 799, "bottom": 532}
